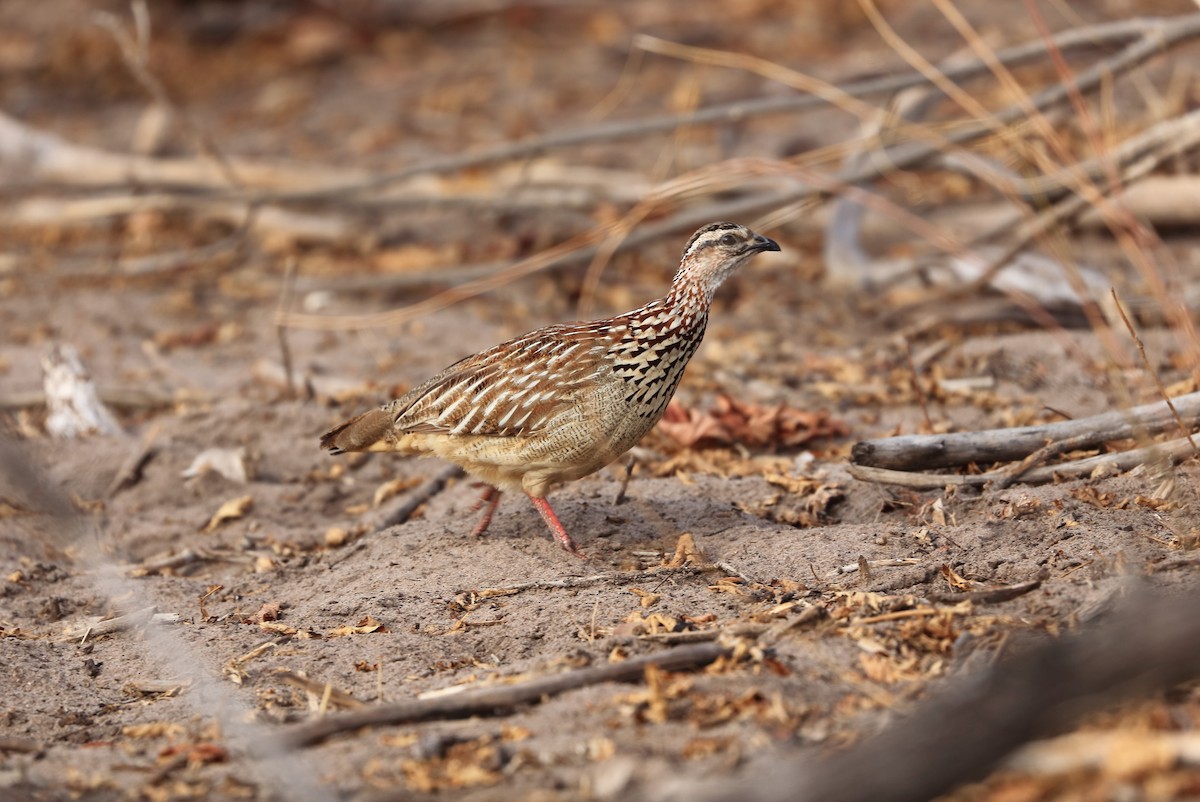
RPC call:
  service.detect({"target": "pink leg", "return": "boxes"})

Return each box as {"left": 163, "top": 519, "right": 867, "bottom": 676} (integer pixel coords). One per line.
{"left": 526, "top": 494, "right": 586, "bottom": 558}
{"left": 469, "top": 485, "right": 502, "bottom": 537}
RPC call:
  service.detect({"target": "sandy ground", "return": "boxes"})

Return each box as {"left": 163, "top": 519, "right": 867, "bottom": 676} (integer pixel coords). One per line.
{"left": 4, "top": 1, "right": 1200, "bottom": 800}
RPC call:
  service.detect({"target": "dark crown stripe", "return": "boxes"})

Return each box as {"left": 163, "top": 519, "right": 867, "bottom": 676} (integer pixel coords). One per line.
{"left": 682, "top": 221, "right": 741, "bottom": 254}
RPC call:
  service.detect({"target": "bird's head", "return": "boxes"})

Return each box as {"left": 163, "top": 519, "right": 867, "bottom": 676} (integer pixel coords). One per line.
{"left": 673, "top": 222, "right": 780, "bottom": 299}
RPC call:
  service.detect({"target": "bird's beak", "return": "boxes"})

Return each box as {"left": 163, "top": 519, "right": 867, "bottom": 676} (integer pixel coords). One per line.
{"left": 746, "top": 233, "right": 780, "bottom": 254}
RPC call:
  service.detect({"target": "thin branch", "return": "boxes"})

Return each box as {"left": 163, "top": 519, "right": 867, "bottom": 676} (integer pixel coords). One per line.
{"left": 280, "top": 16, "right": 1200, "bottom": 331}
{"left": 240, "top": 15, "right": 1195, "bottom": 205}
{"left": 277, "top": 641, "right": 728, "bottom": 749}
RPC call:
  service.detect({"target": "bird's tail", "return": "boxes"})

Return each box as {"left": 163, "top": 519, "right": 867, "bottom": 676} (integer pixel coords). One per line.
{"left": 320, "top": 408, "right": 393, "bottom": 454}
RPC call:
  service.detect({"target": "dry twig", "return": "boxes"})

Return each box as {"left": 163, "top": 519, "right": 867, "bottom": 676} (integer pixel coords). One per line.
{"left": 278, "top": 641, "right": 727, "bottom": 749}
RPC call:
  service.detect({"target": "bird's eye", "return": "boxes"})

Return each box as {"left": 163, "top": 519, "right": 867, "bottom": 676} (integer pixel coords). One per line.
{"left": 719, "top": 233, "right": 738, "bottom": 247}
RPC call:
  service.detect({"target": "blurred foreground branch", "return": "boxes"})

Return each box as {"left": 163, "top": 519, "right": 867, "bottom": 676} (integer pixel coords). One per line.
{"left": 649, "top": 585, "right": 1200, "bottom": 802}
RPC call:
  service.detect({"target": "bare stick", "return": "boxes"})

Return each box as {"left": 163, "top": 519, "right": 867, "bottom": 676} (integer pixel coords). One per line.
{"left": 4, "top": 192, "right": 364, "bottom": 252}
{"left": 642, "top": 605, "right": 828, "bottom": 645}
{"left": 925, "top": 577, "right": 1043, "bottom": 605}
{"left": 990, "top": 431, "right": 1099, "bottom": 490}
{"left": 62, "top": 607, "right": 183, "bottom": 641}
{"left": 50, "top": 228, "right": 247, "bottom": 279}
{"left": 851, "top": 391, "right": 1200, "bottom": 471}
{"left": 126, "top": 546, "right": 259, "bottom": 577}
{"left": 461, "top": 565, "right": 701, "bottom": 598}
{"left": 0, "top": 384, "right": 174, "bottom": 411}
{"left": 893, "top": 113, "right": 1200, "bottom": 320}
{"left": 825, "top": 558, "right": 922, "bottom": 578}
{"left": 277, "top": 641, "right": 727, "bottom": 749}
{"left": 848, "top": 434, "right": 1198, "bottom": 489}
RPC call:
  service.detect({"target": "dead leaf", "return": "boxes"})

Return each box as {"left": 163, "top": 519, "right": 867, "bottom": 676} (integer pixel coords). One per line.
{"left": 658, "top": 394, "right": 848, "bottom": 449}
{"left": 1071, "top": 486, "right": 1122, "bottom": 509}
{"left": 203, "top": 495, "right": 253, "bottom": 532}
{"left": 246, "top": 602, "right": 281, "bottom": 624}
{"left": 736, "top": 477, "right": 845, "bottom": 528}
{"left": 940, "top": 564, "right": 975, "bottom": 592}
{"left": 327, "top": 615, "right": 387, "bottom": 637}
{"left": 630, "top": 587, "right": 660, "bottom": 608}
{"left": 401, "top": 741, "right": 504, "bottom": 792}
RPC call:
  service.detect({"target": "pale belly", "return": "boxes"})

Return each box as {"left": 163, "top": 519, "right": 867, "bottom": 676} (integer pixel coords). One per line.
{"left": 395, "top": 379, "right": 666, "bottom": 497}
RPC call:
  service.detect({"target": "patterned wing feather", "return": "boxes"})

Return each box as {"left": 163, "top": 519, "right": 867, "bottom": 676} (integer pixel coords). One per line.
{"left": 390, "top": 324, "right": 620, "bottom": 437}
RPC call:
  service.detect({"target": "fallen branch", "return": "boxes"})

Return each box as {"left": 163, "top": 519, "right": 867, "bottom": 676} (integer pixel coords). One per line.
{"left": 642, "top": 604, "right": 828, "bottom": 645}
{"left": 0, "top": 109, "right": 362, "bottom": 191}
{"left": 277, "top": 641, "right": 727, "bottom": 749}
{"left": 848, "top": 434, "right": 1197, "bottom": 489}
{"left": 62, "top": 606, "right": 183, "bottom": 641}
{"left": 127, "top": 546, "right": 260, "bottom": 577}
{"left": 851, "top": 391, "right": 1200, "bottom": 471}
{"left": 0, "top": 383, "right": 176, "bottom": 410}
{"left": 5, "top": 194, "right": 362, "bottom": 248}
{"left": 825, "top": 558, "right": 922, "bottom": 578}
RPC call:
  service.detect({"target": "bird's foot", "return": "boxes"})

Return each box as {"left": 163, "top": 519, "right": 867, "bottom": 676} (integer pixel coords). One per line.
{"left": 469, "top": 484, "right": 502, "bottom": 537}
{"left": 526, "top": 494, "right": 587, "bottom": 559}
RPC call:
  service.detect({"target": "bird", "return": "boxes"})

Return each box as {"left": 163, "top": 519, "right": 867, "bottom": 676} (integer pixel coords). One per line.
{"left": 320, "top": 222, "right": 780, "bottom": 557}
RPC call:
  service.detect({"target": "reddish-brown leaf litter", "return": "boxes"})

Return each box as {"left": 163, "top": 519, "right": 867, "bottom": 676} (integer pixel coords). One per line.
{"left": 4, "top": 2, "right": 1200, "bottom": 801}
